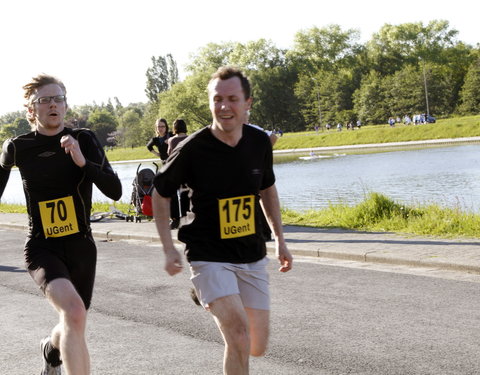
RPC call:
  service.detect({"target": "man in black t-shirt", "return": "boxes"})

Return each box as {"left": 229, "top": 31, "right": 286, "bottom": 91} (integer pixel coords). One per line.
{"left": 0, "top": 74, "right": 122, "bottom": 375}
{"left": 152, "top": 66, "right": 292, "bottom": 374}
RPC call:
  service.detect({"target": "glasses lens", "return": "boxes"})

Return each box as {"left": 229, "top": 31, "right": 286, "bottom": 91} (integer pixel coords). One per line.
{"left": 38, "top": 96, "right": 51, "bottom": 104}
{"left": 53, "top": 95, "right": 66, "bottom": 103}
{"left": 35, "top": 95, "right": 66, "bottom": 104}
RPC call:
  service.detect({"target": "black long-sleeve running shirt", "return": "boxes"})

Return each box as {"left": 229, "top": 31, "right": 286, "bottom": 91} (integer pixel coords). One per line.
{"left": 0, "top": 127, "right": 122, "bottom": 238}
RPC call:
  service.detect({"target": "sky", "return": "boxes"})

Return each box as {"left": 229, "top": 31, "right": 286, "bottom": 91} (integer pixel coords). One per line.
{"left": 0, "top": 0, "right": 478, "bottom": 117}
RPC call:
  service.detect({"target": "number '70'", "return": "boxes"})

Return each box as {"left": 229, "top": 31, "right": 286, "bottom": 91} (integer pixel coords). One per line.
{"left": 46, "top": 200, "right": 68, "bottom": 223}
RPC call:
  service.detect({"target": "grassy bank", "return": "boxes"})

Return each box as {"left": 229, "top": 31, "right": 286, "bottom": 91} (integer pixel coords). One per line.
{"left": 282, "top": 193, "right": 480, "bottom": 239}
{"left": 2, "top": 193, "right": 479, "bottom": 238}
{"left": 104, "top": 115, "right": 480, "bottom": 162}
{"left": 274, "top": 115, "right": 480, "bottom": 150}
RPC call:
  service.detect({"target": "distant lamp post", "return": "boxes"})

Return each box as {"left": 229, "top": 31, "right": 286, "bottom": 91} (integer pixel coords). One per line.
{"left": 316, "top": 90, "right": 322, "bottom": 130}
{"left": 422, "top": 61, "right": 430, "bottom": 117}
{"left": 312, "top": 77, "right": 323, "bottom": 131}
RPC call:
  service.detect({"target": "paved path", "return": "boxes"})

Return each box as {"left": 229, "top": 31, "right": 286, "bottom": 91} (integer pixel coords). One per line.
{"left": 1, "top": 213, "right": 479, "bottom": 274}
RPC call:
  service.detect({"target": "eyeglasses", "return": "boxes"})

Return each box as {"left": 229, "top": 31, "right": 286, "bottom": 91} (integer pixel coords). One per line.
{"left": 32, "top": 95, "right": 66, "bottom": 104}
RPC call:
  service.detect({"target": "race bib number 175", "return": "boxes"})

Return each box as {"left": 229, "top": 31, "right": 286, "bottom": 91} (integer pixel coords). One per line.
{"left": 39, "top": 196, "right": 80, "bottom": 238}
{"left": 218, "top": 195, "right": 255, "bottom": 239}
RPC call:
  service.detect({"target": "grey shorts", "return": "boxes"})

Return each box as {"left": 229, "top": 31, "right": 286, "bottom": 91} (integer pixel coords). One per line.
{"left": 189, "top": 256, "right": 270, "bottom": 310}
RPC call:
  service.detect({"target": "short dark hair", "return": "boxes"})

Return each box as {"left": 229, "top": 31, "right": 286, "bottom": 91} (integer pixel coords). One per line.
{"left": 173, "top": 119, "right": 187, "bottom": 134}
{"left": 208, "top": 66, "right": 251, "bottom": 100}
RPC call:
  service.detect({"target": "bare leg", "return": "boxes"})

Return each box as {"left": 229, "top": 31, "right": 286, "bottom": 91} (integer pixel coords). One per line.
{"left": 209, "top": 295, "right": 250, "bottom": 375}
{"left": 245, "top": 307, "right": 269, "bottom": 357}
{"left": 45, "top": 278, "right": 90, "bottom": 375}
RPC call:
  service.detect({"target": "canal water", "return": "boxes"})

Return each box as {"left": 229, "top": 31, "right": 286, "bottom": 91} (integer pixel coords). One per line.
{"left": 2, "top": 144, "right": 479, "bottom": 213}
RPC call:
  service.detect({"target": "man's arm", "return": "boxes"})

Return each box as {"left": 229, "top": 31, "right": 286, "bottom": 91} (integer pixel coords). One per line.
{"left": 0, "top": 139, "right": 14, "bottom": 200}
{"left": 259, "top": 184, "right": 293, "bottom": 272}
{"left": 152, "top": 189, "right": 183, "bottom": 276}
{"left": 73, "top": 131, "right": 122, "bottom": 201}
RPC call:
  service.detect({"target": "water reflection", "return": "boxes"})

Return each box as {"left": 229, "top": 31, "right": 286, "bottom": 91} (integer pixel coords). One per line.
{"left": 2, "top": 145, "right": 479, "bottom": 213}
{"left": 274, "top": 145, "right": 480, "bottom": 212}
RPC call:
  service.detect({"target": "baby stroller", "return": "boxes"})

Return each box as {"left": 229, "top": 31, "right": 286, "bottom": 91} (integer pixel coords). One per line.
{"left": 127, "top": 163, "right": 158, "bottom": 222}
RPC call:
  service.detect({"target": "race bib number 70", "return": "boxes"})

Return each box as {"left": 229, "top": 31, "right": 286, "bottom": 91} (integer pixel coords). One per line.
{"left": 38, "top": 196, "right": 80, "bottom": 238}
{"left": 218, "top": 195, "right": 255, "bottom": 239}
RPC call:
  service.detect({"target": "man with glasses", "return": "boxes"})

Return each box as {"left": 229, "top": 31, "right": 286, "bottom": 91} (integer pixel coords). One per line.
{"left": 152, "top": 66, "right": 293, "bottom": 374}
{"left": 0, "top": 74, "right": 122, "bottom": 374}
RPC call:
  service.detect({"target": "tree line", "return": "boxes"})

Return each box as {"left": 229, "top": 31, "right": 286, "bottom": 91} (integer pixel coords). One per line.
{"left": 1, "top": 20, "right": 479, "bottom": 147}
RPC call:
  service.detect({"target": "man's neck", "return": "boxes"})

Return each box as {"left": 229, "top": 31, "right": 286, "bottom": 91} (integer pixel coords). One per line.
{"left": 36, "top": 124, "right": 65, "bottom": 136}
{"left": 210, "top": 124, "right": 243, "bottom": 147}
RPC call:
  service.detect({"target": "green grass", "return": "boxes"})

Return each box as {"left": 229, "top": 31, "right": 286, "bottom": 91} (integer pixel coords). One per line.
{"left": 281, "top": 192, "right": 480, "bottom": 239}
{"left": 274, "top": 115, "right": 480, "bottom": 150}
{"left": 100, "top": 115, "right": 480, "bottom": 161}
{"left": 2, "top": 193, "right": 479, "bottom": 238}
{"left": 105, "top": 147, "right": 154, "bottom": 162}
{"left": 3, "top": 115, "right": 479, "bottom": 238}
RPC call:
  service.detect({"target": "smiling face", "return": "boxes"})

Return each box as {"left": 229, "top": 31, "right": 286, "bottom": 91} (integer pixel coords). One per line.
{"left": 209, "top": 76, "right": 252, "bottom": 136}
{"left": 28, "top": 83, "right": 67, "bottom": 135}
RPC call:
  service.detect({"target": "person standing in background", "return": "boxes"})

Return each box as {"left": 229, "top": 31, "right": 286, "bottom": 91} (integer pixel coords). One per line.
{"left": 147, "top": 118, "right": 171, "bottom": 163}
{"left": 166, "top": 119, "right": 189, "bottom": 229}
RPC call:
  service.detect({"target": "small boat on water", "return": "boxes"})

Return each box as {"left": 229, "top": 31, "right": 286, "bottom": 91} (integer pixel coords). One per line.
{"left": 298, "top": 152, "right": 347, "bottom": 160}
{"left": 298, "top": 154, "right": 332, "bottom": 160}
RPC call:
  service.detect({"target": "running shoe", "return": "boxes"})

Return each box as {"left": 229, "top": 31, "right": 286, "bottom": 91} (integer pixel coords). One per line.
{"left": 40, "top": 337, "right": 62, "bottom": 375}
{"left": 190, "top": 288, "right": 201, "bottom": 306}
{"left": 170, "top": 218, "right": 180, "bottom": 229}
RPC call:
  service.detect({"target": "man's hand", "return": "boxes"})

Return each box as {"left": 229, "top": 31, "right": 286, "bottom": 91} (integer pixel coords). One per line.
{"left": 276, "top": 242, "right": 293, "bottom": 273}
{"left": 60, "top": 135, "right": 86, "bottom": 168}
{"left": 164, "top": 247, "right": 183, "bottom": 276}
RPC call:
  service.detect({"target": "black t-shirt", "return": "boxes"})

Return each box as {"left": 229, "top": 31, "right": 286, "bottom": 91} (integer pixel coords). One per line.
{"left": 146, "top": 135, "right": 170, "bottom": 161}
{"left": 154, "top": 125, "right": 275, "bottom": 263}
{"left": 0, "top": 127, "right": 122, "bottom": 238}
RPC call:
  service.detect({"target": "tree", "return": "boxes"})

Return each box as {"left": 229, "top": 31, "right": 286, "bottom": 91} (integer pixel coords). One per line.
{"left": 186, "top": 42, "right": 235, "bottom": 74}
{"left": 366, "top": 20, "right": 459, "bottom": 76}
{"left": 87, "top": 109, "right": 118, "bottom": 146}
{"left": 457, "top": 57, "right": 480, "bottom": 114}
{"left": 0, "top": 111, "right": 24, "bottom": 126}
{"left": 288, "top": 25, "right": 361, "bottom": 74}
{"left": 107, "top": 109, "right": 144, "bottom": 148}
{"left": 353, "top": 71, "right": 390, "bottom": 124}
{"left": 229, "top": 39, "right": 287, "bottom": 69}
{"left": 0, "top": 117, "right": 31, "bottom": 142}
{"left": 296, "top": 69, "right": 356, "bottom": 128}
{"left": 145, "top": 54, "right": 179, "bottom": 103}
{"left": 249, "top": 66, "right": 305, "bottom": 132}
{"left": 158, "top": 72, "right": 212, "bottom": 131}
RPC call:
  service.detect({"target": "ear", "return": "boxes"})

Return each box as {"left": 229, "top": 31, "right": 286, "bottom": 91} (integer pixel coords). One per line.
{"left": 245, "top": 97, "right": 253, "bottom": 111}
{"left": 27, "top": 104, "right": 35, "bottom": 117}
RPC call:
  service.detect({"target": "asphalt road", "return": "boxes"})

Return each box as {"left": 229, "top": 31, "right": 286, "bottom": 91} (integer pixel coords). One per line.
{"left": 1, "top": 229, "right": 480, "bottom": 374}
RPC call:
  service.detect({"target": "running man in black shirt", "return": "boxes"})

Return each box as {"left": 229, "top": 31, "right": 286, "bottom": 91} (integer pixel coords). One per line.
{"left": 0, "top": 74, "right": 122, "bottom": 375}
{"left": 152, "top": 67, "right": 292, "bottom": 374}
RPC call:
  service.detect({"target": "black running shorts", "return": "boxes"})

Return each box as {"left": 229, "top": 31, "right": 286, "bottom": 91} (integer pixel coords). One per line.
{"left": 24, "top": 232, "right": 97, "bottom": 309}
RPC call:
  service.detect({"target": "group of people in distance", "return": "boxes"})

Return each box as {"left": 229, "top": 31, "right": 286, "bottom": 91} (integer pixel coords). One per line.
{"left": 0, "top": 66, "right": 293, "bottom": 375}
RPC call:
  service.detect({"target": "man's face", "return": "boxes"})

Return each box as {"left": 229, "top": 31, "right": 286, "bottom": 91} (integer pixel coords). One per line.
{"left": 29, "top": 83, "right": 67, "bottom": 133}
{"left": 209, "top": 76, "right": 251, "bottom": 133}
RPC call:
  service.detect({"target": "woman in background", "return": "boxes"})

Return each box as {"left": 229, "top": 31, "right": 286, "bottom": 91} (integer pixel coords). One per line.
{"left": 147, "top": 118, "right": 171, "bottom": 163}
